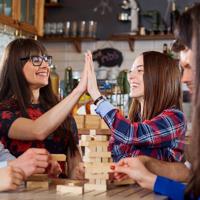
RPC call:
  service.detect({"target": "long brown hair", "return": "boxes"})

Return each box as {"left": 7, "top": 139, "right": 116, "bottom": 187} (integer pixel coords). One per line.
{"left": 129, "top": 51, "right": 182, "bottom": 122}
{"left": 0, "top": 38, "right": 78, "bottom": 156}
{"left": 180, "top": 4, "right": 200, "bottom": 199}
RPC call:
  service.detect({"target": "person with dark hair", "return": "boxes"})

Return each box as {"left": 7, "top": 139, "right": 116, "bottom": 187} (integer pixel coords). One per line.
{"left": 85, "top": 50, "right": 186, "bottom": 163}
{"left": 111, "top": 3, "right": 200, "bottom": 200}
{"left": 0, "top": 38, "right": 87, "bottom": 179}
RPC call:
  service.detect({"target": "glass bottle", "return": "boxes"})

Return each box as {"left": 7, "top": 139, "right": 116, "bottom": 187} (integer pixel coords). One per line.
{"left": 64, "top": 67, "right": 73, "bottom": 96}
{"left": 50, "top": 65, "right": 59, "bottom": 96}
{"left": 163, "top": 43, "right": 168, "bottom": 54}
{"left": 170, "top": 1, "right": 180, "bottom": 33}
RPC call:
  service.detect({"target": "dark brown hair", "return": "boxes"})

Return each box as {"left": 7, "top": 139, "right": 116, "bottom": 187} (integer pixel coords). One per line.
{"left": 0, "top": 38, "right": 78, "bottom": 156}
{"left": 179, "top": 4, "right": 200, "bottom": 199}
{"left": 129, "top": 51, "right": 182, "bottom": 122}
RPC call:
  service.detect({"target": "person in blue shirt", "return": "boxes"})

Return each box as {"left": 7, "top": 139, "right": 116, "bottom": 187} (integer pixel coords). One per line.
{"left": 110, "top": 4, "right": 200, "bottom": 200}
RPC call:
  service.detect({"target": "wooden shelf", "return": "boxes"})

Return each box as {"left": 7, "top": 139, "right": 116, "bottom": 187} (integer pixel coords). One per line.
{"left": 40, "top": 36, "right": 97, "bottom": 52}
{"left": 45, "top": 3, "right": 63, "bottom": 8}
{"left": 110, "top": 33, "right": 175, "bottom": 52}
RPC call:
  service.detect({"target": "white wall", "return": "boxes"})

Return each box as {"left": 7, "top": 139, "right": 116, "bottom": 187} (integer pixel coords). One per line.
{"left": 44, "top": 40, "right": 174, "bottom": 80}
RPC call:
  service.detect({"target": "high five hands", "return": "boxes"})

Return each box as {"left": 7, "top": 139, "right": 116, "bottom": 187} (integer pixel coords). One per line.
{"left": 82, "top": 51, "right": 101, "bottom": 101}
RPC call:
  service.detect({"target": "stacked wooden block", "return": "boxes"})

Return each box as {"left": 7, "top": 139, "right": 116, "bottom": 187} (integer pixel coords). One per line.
{"left": 79, "top": 133, "right": 112, "bottom": 191}
{"left": 74, "top": 114, "right": 109, "bottom": 129}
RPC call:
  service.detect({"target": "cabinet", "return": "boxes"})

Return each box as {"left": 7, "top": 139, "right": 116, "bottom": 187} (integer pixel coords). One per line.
{"left": 0, "top": 0, "right": 44, "bottom": 36}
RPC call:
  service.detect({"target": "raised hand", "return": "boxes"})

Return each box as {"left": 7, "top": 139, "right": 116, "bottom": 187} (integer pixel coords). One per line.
{"left": 75, "top": 52, "right": 89, "bottom": 94}
{"left": 85, "top": 51, "right": 101, "bottom": 101}
{"left": 111, "top": 157, "right": 157, "bottom": 190}
{"left": 0, "top": 166, "right": 25, "bottom": 191}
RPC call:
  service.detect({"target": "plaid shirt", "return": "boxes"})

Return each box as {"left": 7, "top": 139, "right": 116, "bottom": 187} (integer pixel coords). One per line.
{"left": 95, "top": 101, "right": 186, "bottom": 162}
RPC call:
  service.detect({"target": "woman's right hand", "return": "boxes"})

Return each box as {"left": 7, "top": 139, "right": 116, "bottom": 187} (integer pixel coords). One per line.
{"left": 111, "top": 157, "right": 157, "bottom": 190}
{"left": 85, "top": 51, "right": 101, "bottom": 101}
{"left": 0, "top": 166, "right": 25, "bottom": 192}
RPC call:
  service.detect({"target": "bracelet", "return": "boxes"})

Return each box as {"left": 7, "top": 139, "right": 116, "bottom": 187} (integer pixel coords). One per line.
{"left": 94, "top": 95, "right": 106, "bottom": 105}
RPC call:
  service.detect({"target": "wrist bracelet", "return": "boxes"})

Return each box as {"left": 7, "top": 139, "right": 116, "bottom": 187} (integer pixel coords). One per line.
{"left": 94, "top": 95, "right": 106, "bottom": 105}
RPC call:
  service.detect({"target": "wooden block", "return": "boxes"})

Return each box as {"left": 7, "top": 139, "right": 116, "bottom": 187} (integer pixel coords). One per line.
{"left": 85, "top": 115, "right": 100, "bottom": 129}
{"left": 26, "top": 181, "right": 49, "bottom": 189}
{"left": 88, "top": 179, "right": 96, "bottom": 184}
{"left": 95, "top": 135, "right": 108, "bottom": 141}
{"left": 51, "top": 154, "right": 66, "bottom": 161}
{"left": 100, "top": 119, "right": 109, "bottom": 129}
{"left": 85, "top": 173, "right": 109, "bottom": 180}
{"left": 84, "top": 183, "right": 107, "bottom": 191}
{"left": 88, "top": 152, "right": 111, "bottom": 158}
{"left": 81, "top": 135, "right": 91, "bottom": 141}
{"left": 73, "top": 115, "right": 85, "bottom": 129}
{"left": 96, "top": 146, "right": 103, "bottom": 152}
{"left": 102, "top": 146, "right": 108, "bottom": 152}
{"left": 95, "top": 158, "right": 102, "bottom": 162}
{"left": 100, "top": 180, "right": 107, "bottom": 185}
{"left": 95, "top": 179, "right": 101, "bottom": 184}
{"left": 57, "top": 185, "right": 84, "bottom": 195}
{"left": 113, "top": 178, "right": 135, "bottom": 185}
{"left": 102, "top": 158, "right": 109, "bottom": 163}
{"left": 89, "top": 129, "right": 96, "bottom": 136}
{"left": 84, "top": 163, "right": 112, "bottom": 173}
{"left": 83, "top": 156, "right": 96, "bottom": 163}
{"left": 50, "top": 178, "right": 86, "bottom": 186}
{"left": 27, "top": 174, "right": 48, "bottom": 182}
{"left": 79, "top": 140, "right": 109, "bottom": 147}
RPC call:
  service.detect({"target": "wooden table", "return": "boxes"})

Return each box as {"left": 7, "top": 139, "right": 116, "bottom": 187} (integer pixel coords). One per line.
{"left": 0, "top": 184, "right": 167, "bottom": 200}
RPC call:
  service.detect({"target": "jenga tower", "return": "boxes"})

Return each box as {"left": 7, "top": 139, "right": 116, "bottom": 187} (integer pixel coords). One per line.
{"left": 79, "top": 132, "right": 112, "bottom": 191}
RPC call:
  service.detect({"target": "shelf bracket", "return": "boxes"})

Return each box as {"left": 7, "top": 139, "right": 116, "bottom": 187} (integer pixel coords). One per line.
{"left": 128, "top": 39, "right": 135, "bottom": 52}
{"left": 73, "top": 40, "right": 81, "bottom": 53}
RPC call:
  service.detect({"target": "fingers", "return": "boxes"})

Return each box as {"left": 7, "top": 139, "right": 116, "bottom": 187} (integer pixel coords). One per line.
{"left": 48, "top": 161, "right": 62, "bottom": 177}
{"left": 10, "top": 167, "right": 24, "bottom": 189}
{"left": 29, "top": 148, "right": 49, "bottom": 155}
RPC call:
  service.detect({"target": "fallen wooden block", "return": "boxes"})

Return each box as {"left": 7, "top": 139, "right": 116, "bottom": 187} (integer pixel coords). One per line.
{"left": 51, "top": 154, "right": 66, "bottom": 161}
{"left": 50, "top": 178, "right": 86, "bottom": 186}
{"left": 26, "top": 181, "right": 49, "bottom": 189}
{"left": 57, "top": 184, "right": 84, "bottom": 195}
{"left": 84, "top": 183, "right": 107, "bottom": 191}
{"left": 26, "top": 174, "right": 48, "bottom": 182}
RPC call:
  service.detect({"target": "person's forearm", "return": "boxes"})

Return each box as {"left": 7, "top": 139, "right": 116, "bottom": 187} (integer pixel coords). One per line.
{"left": 9, "top": 87, "right": 83, "bottom": 140}
{"left": 140, "top": 156, "right": 191, "bottom": 182}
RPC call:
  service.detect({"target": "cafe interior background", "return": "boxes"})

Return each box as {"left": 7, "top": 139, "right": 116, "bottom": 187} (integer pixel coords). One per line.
{"left": 0, "top": 0, "right": 198, "bottom": 125}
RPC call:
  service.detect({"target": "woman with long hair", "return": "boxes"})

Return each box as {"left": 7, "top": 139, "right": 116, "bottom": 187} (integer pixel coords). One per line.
{"left": 111, "top": 4, "right": 200, "bottom": 200}
{"left": 0, "top": 38, "right": 87, "bottom": 179}
{"left": 85, "top": 50, "right": 186, "bottom": 162}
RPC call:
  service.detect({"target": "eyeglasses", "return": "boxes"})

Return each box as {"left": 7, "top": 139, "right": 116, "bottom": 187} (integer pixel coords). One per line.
{"left": 20, "top": 55, "right": 53, "bottom": 67}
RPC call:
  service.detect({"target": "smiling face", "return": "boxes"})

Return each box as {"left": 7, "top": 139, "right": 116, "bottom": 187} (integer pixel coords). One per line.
{"left": 127, "top": 55, "right": 144, "bottom": 99}
{"left": 179, "top": 48, "right": 194, "bottom": 93}
{"left": 22, "top": 55, "right": 50, "bottom": 90}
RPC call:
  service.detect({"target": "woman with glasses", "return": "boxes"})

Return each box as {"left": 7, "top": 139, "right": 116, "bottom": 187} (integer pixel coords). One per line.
{"left": 0, "top": 38, "right": 87, "bottom": 179}
{"left": 85, "top": 49, "right": 186, "bottom": 163}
